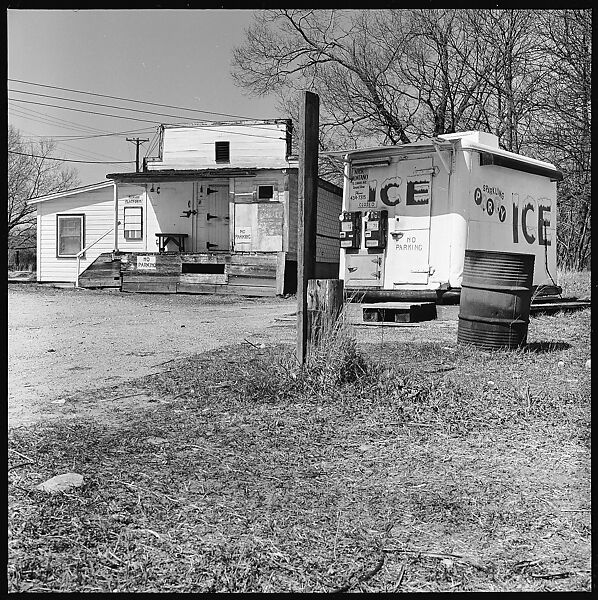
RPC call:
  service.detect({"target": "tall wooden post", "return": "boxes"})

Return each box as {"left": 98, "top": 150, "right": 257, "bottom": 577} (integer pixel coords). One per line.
{"left": 297, "top": 91, "right": 320, "bottom": 364}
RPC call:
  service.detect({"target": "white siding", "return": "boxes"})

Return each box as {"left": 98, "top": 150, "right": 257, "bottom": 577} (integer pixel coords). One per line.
{"left": 147, "top": 122, "right": 289, "bottom": 171}
{"left": 37, "top": 186, "right": 115, "bottom": 283}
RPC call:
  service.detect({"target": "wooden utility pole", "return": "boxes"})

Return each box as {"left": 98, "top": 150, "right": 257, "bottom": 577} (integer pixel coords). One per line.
{"left": 126, "top": 137, "right": 149, "bottom": 172}
{"left": 296, "top": 91, "right": 320, "bottom": 364}
{"left": 307, "top": 279, "right": 345, "bottom": 346}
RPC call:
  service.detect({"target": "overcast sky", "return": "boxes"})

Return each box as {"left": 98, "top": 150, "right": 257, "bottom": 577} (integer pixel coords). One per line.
{"left": 8, "top": 9, "right": 283, "bottom": 186}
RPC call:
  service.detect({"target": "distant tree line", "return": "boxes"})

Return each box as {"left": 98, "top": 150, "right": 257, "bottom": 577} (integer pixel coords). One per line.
{"left": 232, "top": 9, "right": 591, "bottom": 270}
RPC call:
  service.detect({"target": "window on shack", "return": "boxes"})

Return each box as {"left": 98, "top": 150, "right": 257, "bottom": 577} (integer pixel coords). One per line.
{"left": 57, "top": 214, "right": 84, "bottom": 258}
{"left": 215, "top": 141, "right": 230, "bottom": 164}
{"left": 257, "top": 184, "right": 275, "bottom": 200}
{"left": 124, "top": 206, "right": 143, "bottom": 240}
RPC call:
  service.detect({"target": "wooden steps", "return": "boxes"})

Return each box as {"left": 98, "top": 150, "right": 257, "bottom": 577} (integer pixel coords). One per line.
{"left": 78, "top": 254, "right": 121, "bottom": 288}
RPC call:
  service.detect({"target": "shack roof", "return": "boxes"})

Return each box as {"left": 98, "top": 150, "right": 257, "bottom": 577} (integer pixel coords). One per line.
{"left": 105, "top": 168, "right": 259, "bottom": 183}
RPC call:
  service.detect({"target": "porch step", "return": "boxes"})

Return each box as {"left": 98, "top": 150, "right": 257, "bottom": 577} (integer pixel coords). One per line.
{"left": 78, "top": 252, "right": 121, "bottom": 288}
{"left": 362, "top": 301, "right": 437, "bottom": 323}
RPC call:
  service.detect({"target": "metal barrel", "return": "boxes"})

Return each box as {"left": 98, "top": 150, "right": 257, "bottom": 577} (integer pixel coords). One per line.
{"left": 457, "top": 249, "right": 535, "bottom": 350}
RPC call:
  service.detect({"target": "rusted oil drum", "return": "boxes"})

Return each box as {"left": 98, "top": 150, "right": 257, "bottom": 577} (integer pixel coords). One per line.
{"left": 457, "top": 249, "right": 535, "bottom": 350}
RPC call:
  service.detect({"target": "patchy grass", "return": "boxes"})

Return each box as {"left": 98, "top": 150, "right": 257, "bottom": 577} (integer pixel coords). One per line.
{"left": 8, "top": 298, "right": 590, "bottom": 592}
{"left": 557, "top": 268, "right": 591, "bottom": 299}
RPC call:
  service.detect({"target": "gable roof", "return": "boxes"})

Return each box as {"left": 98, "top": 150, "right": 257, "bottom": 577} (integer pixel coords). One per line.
{"left": 27, "top": 180, "right": 114, "bottom": 205}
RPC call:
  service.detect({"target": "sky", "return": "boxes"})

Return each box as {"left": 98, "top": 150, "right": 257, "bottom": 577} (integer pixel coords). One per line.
{"left": 8, "top": 9, "right": 284, "bottom": 187}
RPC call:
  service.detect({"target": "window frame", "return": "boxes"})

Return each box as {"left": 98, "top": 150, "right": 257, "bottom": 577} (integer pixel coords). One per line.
{"left": 56, "top": 214, "right": 85, "bottom": 258}
{"left": 215, "top": 141, "right": 230, "bottom": 164}
{"left": 123, "top": 205, "right": 144, "bottom": 240}
{"left": 257, "top": 184, "right": 276, "bottom": 201}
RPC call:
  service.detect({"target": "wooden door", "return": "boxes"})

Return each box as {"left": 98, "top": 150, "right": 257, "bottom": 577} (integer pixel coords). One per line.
{"left": 193, "top": 183, "right": 230, "bottom": 252}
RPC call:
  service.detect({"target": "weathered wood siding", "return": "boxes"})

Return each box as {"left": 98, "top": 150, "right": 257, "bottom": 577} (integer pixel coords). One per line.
{"left": 78, "top": 253, "right": 121, "bottom": 288}
{"left": 146, "top": 121, "right": 290, "bottom": 171}
{"left": 37, "top": 185, "right": 114, "bottom": 283}
{"left": 115, "top": 251, "right": 279, "bottom": 296}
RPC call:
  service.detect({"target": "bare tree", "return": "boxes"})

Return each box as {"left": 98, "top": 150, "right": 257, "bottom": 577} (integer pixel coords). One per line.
{"left": 232, "top": 9, "right": 591, "bottom": 268}
{"left": 232, "top": 9, "right": 495, "bottom": 184}
{"left": 531, "top": 9, "right": 591, "bottom": 270}
{"left": 464, "top": 10, "right": 548, "bottom": 153}
{"left": 8, "top": 126, "right": 79, "bottom": 248}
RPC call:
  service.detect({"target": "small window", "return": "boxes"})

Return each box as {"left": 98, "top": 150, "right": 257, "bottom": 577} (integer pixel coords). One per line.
{"left": 257, "top": 185, "right": 275, "bottom": 200}
{"left": 124, "top": 206, "right": 143, "bottom": 240}
{"left": 215, "top": 141, "right": 230, "bottom": 163}
{"left": 57, "top": 214, "right": 84, "bottom": 257}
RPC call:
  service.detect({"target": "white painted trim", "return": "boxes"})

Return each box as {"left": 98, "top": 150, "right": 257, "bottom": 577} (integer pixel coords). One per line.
{"left": 114, "top": 182, "right": 119, "bottom": 251}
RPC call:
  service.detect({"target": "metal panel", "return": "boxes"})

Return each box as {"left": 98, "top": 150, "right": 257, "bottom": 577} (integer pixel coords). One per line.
{"left": 383, "top": 158, "right": 433, "bottom": 286}
{"left": 345, "top": 253, "right": 383, "bottom": 287}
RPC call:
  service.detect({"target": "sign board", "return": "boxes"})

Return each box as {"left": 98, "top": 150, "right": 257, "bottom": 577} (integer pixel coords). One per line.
{"left": 234, "top": 227, "right": 252, "bottom": 245}
{"left": 349, "top": 168, "right": 378, "bottom": 209}
{"left": 136, "top": 255, "right": 156, "bottom": 270}
{"left": 123, "top": 195, "right": 143, "bottom": 204}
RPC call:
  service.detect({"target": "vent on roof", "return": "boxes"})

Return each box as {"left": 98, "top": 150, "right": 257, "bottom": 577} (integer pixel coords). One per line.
{"left": 215, "top": 141, "right": 230, "bottom": 164}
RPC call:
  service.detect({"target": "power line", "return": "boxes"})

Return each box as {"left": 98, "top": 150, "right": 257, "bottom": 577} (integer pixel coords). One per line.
{"left": 9, "top": 103, "right": 110, "bottom": 135}
{"left": 9, "top": 98, "right": 170, "bottom": 125}
{"left": 9, "top": 98, "right": 287, "bottom": 140}
{"left": 8, "top": 77, "right": 264, "bottom": 122}
{"left": 18, "top": 127, "right": 156, "bottom": 141}
{"left": 11, "top": 89, "right": 234, "bottom": 124}
{"left": 8, "top": 150, "right": 135, "bottom": 165}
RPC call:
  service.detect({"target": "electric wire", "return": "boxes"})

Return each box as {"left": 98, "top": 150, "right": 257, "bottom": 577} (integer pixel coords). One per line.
{"left": 8, "top": 77, "right": 271, "bottom": 122}
{"left": 18, "top": 127, "right": 156, "bottom": 140}
{"left": 9, "top": 104, "right": 110, "bottom": 135}
{"left": 9, "top": 98, "right": 174, "bottom": 125}
{"left": 8, "top": 150, "right": 135, "bottom": 165}
{"left": 11, "top": 89, "right": 238, "bottom": 124}
{"left": 9, "top": 98, "right": 287, "bottom": 140}
{"left": 54, "top": 140, "right": 130, "bottom": 162}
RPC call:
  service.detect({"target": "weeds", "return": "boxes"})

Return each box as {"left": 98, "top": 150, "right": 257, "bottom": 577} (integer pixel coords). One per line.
{"left": 8, "top": 290, "right": 591, "bottom": 592}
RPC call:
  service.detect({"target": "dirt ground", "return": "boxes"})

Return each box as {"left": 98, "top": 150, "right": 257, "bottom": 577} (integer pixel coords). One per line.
{"left": 8, "top": 284, "right": 459, "bottom": 429}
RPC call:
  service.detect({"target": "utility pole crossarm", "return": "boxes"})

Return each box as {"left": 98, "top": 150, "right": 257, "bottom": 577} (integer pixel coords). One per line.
{"left": 126, "top": 137, "right": 150, "bottom": 173}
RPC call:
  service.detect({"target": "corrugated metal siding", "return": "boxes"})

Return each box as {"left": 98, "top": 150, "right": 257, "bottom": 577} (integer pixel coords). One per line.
{"left": 38, "top": 187, "right": 115, "bottom": 282}
{"left": 286, "top": 173, "right": 341, "bottom": 263}
{"left": 147, "top": 124, "right": 289, "bottom": 171}
{"left": 316, "top": 183, "right": 342, "bottom": 263}
{"left": 287, "top": 173, "right": 298, "bottom": 257}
